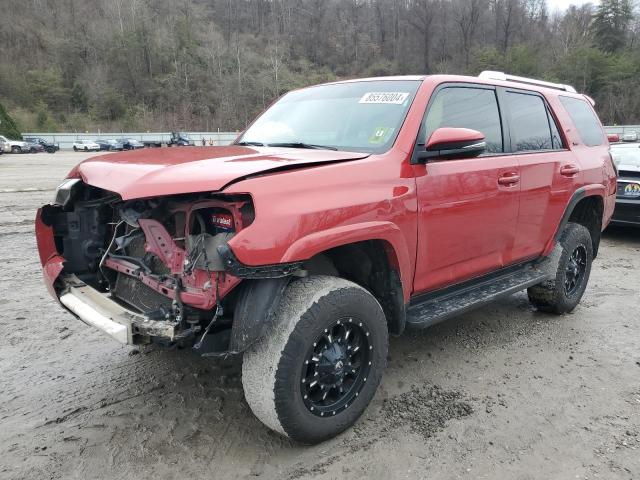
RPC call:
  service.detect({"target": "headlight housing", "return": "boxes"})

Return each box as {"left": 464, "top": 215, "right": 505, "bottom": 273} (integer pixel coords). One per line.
{"left": 53, "top": 178, "right": 81, "bottom": 208}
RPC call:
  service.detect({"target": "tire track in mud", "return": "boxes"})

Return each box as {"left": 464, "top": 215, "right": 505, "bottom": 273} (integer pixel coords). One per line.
{"left": 285, "top": 383, "right": 476, "bottom": 479}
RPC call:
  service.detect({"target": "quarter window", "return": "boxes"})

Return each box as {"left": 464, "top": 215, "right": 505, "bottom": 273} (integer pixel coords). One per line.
{"left": 424, "top": 87, "right": 504, "bottom": 153}
{"left": 559, "top": 96, "right": 604, "bottom": 147}
{"left": 504, "top": 91, "right": 561, "bottom": 151}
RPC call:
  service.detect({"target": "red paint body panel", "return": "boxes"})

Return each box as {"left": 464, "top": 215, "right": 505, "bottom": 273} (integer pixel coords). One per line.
{"left": 412, "top": 155, "right": 521, "bottom": 292}
{"left": 35, "top": 208, "right": 57, "bottom": 266}
{"left": 425, "top": 127, "right": 485, "bottom": 149}
{"left": 36, "top": 74, "right": 614, "bottom": 308}
{"left": 69, "top": 146, "right": 369, "bottom": 200}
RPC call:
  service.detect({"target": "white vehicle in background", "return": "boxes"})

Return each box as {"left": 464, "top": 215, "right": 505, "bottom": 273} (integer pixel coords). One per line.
{"left": 73, "top": 140, "right": 101, "bottom": 152}
{"left": 0, "top": 135, "right": 29, "bottom": 153}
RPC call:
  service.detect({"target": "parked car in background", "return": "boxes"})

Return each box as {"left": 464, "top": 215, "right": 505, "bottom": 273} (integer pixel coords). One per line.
{"left": 610, "top": 143, "right": 640, "bottom": 226}
{"left": 118, "top": 138, "right": 145, "bottom": 150}
{"left": 0, "top": 139, "right": 4, "bottom": 155}
{"left": 24, "top": 137, "right": 60, "bottom": 153}
{"left": 167, "top": 132, "right": 194, "bottom": 146}
{"left": 0, "top": 135, "right": 30, "bottom": 153}
{"left": 96, "top": 139, "right": 124, "bottom": 151}
{"left": 142, "top": 132, "right": 195, "bottom": 148}
{"left": 73, "top": 140, "right": 101, "bottom": 152}
{"left": 24, "top": 139, "right": 45, "bottom": 153}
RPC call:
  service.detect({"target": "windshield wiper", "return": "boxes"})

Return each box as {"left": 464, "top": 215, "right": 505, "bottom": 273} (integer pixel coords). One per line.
{"left": 235, "top": 141, "right": 265, "bottom": 146}
{"left": 268, "top": 142, "right": 338, "bottom": 151}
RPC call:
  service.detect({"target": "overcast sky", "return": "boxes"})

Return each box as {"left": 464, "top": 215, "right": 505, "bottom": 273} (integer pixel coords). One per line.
{"left": 546, "top": 0, "right": 598, "bottom": 11}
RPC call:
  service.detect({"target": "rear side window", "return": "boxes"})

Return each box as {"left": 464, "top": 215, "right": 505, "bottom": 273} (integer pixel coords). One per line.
{"left": 559, "top": 96, "right": 604, "bottom": 147}
{"left": 424, "top": 87, "right": 503, "bottom": 153}
{"left": 504, "top": 91, "right": 563, "bottom": 151}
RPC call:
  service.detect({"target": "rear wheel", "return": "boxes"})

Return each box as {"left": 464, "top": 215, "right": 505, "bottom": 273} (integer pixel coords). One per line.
{"left": 528, "top": 222, "right": 593, "bottom": 314}
{"left": 242, "top": 276, "right": 388, "bottom": 444}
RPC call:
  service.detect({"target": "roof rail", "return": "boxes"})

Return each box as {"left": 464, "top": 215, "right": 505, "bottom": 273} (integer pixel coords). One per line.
{"left": 478, "top": 71, "right": 577, "bottom": 93}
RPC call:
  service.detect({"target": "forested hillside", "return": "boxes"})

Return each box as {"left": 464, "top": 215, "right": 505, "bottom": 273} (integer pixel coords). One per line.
{"left": 0, "top": 0, "right": 637, "bottom": 132}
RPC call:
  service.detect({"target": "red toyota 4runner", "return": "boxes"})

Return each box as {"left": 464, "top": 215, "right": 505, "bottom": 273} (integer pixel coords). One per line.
{"left": 35, "top": 71, "right": 617, "bottom": 443}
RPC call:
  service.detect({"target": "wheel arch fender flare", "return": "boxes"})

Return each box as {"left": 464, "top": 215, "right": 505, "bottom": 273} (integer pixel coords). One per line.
{"left": 229, "top": 276, "right": 292, "bottom": 353}
{"left": 544, "top": 184, "right": 605, "bottom": 256}
{"left": 280, "top": 221, "right": 413, "bottom": 301}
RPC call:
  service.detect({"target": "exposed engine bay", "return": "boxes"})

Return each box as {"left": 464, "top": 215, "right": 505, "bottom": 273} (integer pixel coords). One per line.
{"left": 40, "top": 180, "right": 262, "bottom": 352}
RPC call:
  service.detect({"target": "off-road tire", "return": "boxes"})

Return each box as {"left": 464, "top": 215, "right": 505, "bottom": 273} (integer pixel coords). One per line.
{"left": 242, "top": 275, "right": 388, "bottom": 444}
{"left": 528, "top": 222, "right": 593, "bottom": 314}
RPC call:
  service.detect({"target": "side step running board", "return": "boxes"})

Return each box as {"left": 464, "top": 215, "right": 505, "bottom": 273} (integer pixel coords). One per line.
{"left": 406, "top": 247, "right": 561, "bottom": 330}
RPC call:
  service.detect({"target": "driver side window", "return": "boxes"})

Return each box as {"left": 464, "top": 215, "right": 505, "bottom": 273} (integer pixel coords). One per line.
{"left": 424, "top": 86, "right": 504, "bottom": 154}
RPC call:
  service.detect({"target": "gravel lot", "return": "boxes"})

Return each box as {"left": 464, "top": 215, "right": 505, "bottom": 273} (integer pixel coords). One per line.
{"left": 1, "top": 151, "right": 639, "bottom": 480}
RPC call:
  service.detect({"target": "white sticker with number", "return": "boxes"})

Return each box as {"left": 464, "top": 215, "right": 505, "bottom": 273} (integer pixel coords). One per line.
{"left": 359, "top": 92, "right": 409, "bottom": 104}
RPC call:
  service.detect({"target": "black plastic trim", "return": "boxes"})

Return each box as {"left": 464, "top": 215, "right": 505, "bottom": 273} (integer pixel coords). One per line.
{"left": 554, "top": 187, "right": 586, "bottom": 241}
{"left": 409, "top": 256, "right": 538, "bottom": 307}
{"left": 217, "top": 243, "right": 304, "bottom": 279}
{"left": 228, "top": 277, "right": 292, "bottom": 352}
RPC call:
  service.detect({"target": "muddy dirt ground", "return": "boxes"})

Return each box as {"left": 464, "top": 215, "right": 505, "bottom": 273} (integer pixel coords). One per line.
{"left": 1, "top": 152, "right": 639, "bottom": 480}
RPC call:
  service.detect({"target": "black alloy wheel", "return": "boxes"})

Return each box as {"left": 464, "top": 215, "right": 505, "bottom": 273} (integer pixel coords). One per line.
{"left": 564, "top": 245, "right": 587, "bottom": 296}
{"left": 301, "top": 317, "right": 371, "bottom": 417}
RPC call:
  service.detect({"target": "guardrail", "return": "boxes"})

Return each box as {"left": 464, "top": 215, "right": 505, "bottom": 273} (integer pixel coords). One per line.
{"left": 23, "top": 132, "right": 239, "bottom": 150}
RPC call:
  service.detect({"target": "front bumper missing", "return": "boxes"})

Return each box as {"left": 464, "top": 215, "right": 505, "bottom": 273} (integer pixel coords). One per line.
{"left": 59, "top": 275, "right": 180, "bottom": 345}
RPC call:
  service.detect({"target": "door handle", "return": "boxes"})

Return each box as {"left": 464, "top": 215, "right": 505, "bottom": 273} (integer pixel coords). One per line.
{"left": 498, "top": 173, "right": 520, "bottom": 185}
{"left": 560, "top": 164, "right": 580, "bottom": 177}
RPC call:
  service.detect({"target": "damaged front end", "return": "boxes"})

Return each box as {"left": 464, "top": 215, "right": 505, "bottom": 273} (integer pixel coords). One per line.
{"left": 36, "top": 179, "right": 294, "bottom": 355}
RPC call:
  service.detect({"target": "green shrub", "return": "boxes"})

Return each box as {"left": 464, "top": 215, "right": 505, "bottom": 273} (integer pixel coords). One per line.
{"left": 0, "top": 103, "right": 22, "bottom": 139}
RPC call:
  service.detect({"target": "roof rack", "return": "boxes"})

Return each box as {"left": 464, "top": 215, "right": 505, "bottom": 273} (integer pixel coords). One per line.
{"left": 478, "top": 71, "right": 577, "bottom": 93}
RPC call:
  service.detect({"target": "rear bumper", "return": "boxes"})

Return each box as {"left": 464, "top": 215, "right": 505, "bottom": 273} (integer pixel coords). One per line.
{"left": 611, "top": 198, "right": 640, "bottom": 226}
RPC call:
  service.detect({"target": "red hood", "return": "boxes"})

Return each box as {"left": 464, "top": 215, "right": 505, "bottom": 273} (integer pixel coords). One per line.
{"left": 71, "top": 146, "right": 369, "bottom": 200}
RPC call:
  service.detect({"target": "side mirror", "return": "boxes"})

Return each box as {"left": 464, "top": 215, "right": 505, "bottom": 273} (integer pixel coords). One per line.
{"left": 417, "top": 127, "right": 486, "bottom": 162}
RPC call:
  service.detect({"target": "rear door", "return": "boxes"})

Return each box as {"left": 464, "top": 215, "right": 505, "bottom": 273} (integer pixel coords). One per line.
{"left": 500, "top": 88, "right": 577, "bottom": 260}
{"left": 413, "top": 84, "right": 521, "bottom": 293}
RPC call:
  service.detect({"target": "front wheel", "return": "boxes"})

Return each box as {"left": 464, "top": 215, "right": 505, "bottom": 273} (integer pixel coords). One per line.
{"left": 242, "top": 276, "right": 388, "bottom": 444}
{"left": 11, "top": 146, "right": 21, "bottom": 153}
{"left": 528, "top": 222, "right": 593, "bottom": 314}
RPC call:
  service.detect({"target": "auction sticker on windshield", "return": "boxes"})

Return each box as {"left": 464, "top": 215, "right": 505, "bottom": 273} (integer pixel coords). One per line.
{"left": 359, "top": 92, "right": 410, "bottom": 104}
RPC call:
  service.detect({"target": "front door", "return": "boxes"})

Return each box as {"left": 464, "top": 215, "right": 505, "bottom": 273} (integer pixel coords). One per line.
{"left": 413, "top": 84, "right": 520, "bottom": 294}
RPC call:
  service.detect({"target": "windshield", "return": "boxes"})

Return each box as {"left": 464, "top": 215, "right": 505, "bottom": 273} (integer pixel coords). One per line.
{"left": 238, "top": 80, "right": 421, "bottom": 153}
{"left": 611, "top": 145, "right": 640, "bottom": 169}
